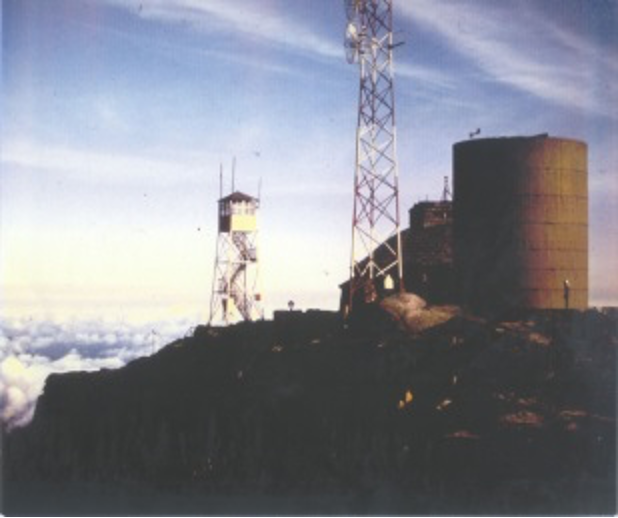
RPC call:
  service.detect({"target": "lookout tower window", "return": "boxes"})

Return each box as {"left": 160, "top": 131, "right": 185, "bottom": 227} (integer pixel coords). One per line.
{"left": 229, "top": 202, "right": 256, "bottom": 216}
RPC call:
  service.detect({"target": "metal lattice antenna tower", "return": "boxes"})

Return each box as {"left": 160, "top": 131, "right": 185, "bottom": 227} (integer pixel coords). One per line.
{"left": 442, "top": 175, "right": 452, "bottom": 201}
{"left": 209, "top": 164, "right": 263, "bottom": 326}
{"left": 344, "top": 0, "right": 403, "bottom": 308}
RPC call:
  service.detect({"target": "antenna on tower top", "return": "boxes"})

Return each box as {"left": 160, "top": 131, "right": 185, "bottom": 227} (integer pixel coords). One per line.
{"left": 469, "top": 128, "right": 481, "bottom": 139}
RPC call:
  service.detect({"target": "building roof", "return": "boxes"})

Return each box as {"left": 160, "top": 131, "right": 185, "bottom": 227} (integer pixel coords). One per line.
{"left": 408, "top": 200, "right": 452, "bottom": 211}
{"left": 219, "top": 191, "right": 257, "bottom": 203}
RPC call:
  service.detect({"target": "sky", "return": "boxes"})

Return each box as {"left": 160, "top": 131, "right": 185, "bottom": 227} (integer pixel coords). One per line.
{"left": 1, "top": 1, "right": 617, "bottom": 425}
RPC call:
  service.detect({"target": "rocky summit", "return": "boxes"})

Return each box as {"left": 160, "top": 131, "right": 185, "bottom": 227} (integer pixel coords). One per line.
{"left": 3, "top": 308, "right": 616, "bottom": 515}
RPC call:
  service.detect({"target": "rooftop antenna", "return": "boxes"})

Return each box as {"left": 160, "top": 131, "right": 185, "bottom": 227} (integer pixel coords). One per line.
{"left": 442, "top": 176, "right": 452, "bottom": 201}
{"left": 231, "top": 156, "right": 236, "bottom": 192}
{"left": 344, "top": 0, "right": 405, "bottom": 311}
{"left": 219, "top": 163, "right": 223, "bottom": 198}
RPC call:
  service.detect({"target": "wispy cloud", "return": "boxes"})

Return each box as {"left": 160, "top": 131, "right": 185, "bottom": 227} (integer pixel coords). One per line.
{"left": 107, "top": 0, "right": 453, "bottom": 89}
{"left": 59, "top": 8, "right": 304, "bottom": 78}
{"left": 399, "top": 0, "right": 618, "bottom": 118}
{"left": 102, "top": 0, "right": 342, "bottom": 60}
{"left": 2, "top": 139, "right": 208, "bottom": 185}
{"left": 396, "top": 61, "right": 456, "bottom": 91}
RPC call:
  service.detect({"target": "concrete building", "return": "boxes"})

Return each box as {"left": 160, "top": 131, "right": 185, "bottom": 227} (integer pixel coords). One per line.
{"left": 404, "top": 201, "right": 454, "bottom": 303}
{"left": 340, "top": 198, "right": 455, "bottom": 311}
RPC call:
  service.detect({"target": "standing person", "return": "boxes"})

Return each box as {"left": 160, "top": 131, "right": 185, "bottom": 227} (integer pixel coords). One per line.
{"left": 563, "top": 279, "right": 571, "bottom": 309}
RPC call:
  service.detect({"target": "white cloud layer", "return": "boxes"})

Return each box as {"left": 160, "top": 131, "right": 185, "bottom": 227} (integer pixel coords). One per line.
{"left": 0, "top": 317, "right": 193, "bottom": 429}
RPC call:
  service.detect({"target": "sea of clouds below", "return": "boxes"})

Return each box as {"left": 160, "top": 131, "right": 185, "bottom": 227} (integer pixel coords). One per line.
{"left": 0, "top": 316, "right": 197, "bottom": 429}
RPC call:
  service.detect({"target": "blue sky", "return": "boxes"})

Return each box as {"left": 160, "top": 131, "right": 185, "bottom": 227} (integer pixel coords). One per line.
{"left": 2, "top": 0, "right": 618, "bottom": 324}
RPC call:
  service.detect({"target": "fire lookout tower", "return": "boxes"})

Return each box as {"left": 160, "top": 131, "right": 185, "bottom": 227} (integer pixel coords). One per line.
{"left": 209, "top": 190, "right": 263, "bottom": 325}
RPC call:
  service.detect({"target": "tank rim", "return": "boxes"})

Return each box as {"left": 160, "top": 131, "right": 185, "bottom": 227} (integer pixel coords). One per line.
{"left": 453, "top": 134, "right": 587, "bottom": 148}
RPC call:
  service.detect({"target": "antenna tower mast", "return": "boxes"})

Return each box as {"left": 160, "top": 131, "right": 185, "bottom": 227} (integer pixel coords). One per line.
{"left": 344, "top": 0, "right": 404, "bottom": 309}
{"left": 442, "top": 175, "right": 452, "bottom": 201}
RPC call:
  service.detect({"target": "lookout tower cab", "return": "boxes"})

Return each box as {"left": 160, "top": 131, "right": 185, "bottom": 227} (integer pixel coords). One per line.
{"left": 219, "top": 191, "right": 258, "bottom": 234}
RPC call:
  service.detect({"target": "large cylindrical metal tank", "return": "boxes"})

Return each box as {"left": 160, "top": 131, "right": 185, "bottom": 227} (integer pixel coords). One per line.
{"left": 453, "top": 135, "right": 588, "bottom": 312}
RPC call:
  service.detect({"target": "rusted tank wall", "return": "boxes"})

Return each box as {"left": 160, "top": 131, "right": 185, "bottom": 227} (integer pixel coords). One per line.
{"left": 453, "top": 135, "right": 588, "bottom": 312}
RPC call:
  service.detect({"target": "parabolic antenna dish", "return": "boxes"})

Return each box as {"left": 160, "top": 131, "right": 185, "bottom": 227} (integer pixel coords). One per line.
{"left": 344, "top": 0, "right": 359, "bottom": 22}
{"left": 344, "top": 21, "right": 360, "bottom": 64}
